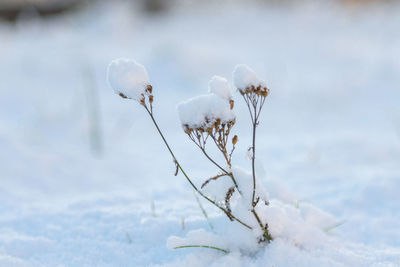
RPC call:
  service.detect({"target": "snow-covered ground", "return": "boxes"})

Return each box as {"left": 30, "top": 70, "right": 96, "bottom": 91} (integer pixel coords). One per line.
{"left": 1, "top": 1, "right": 400, "bottom": 266}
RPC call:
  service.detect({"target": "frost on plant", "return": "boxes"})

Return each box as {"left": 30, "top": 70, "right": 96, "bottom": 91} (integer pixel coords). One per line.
{"left": 107, "top": 59, "right": 335, "bottom": 254}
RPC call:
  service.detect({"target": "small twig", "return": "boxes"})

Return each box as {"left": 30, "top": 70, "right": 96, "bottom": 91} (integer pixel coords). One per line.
{"left": 251, "top": 209, "right": 272, "bottom": 243}
{"left": 225, "top": 187, "right": 235, "bottom": 215}
{"left": 201, "top": 173, "right": 229, "bottom": 189}
{"left": 199, "top": 146, "right": 230, "bottom": 175}
{"left": 174, "top": 160, "right": 179, "bottom": 176}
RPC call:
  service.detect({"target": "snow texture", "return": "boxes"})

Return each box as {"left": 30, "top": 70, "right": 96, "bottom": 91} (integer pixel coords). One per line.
{"left": 107, "top": 58, "right": 150, "bottom": 100}
{"left": 232, "top": 167, "right": 269, "bottom": 209}
{"left": 208, "top": 75, "right": 232, "bottom": 100}
{"left": 233, "top": 64, "right": 266, "bottom": 90}
{"left": 1, "top": 0, "right": 400, "bottom": 266}
{"left": 177, "top": 94, "right": 235, "bottom": 129}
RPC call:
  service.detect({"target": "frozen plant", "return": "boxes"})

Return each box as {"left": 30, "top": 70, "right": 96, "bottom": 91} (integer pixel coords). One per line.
{"left": 107, "top": 58, "right": 273, "bottom": 248}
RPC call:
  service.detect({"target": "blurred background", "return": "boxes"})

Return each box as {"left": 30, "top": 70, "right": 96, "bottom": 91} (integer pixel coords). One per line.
{"left": 0, "top": 0, "right": 399, "bottom": 258}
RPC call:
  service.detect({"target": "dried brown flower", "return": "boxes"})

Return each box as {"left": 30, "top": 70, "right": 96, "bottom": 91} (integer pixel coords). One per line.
{"left": 232, "top": 135, "right": 238, "bottom": 145}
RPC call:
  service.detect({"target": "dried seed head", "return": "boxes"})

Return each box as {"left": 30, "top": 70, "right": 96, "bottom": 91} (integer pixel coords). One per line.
{"left": 146, "top": 85, "right": 153, "bottom": 94}
{"left": 140, "top": 96, "right": 145, "bottom": 106}
{"left": 107, "top": 58, "right": 150, "bottom": 101}
{"left": 149, "top": 94, "right": 154, "bottom": 104}
{"left": 119, "top": 93, "right": 128, "bottom": 99}
{"left": 263, "top": 87, "right": 270, "bottom": 97}
{"left": 232, "top": 135, "right": 238, "bottom": 145}
{"left": 229, "top": 99, "right": 234, "bottom": 110}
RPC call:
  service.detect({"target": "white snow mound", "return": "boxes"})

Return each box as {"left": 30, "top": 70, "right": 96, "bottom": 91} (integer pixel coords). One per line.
{"left": 208, "top": 75, "right": 232, "bottom": 100}
{"left": 107, "top": 58, "right": 150, "bottom": 100}
{"left": 233, "top": 64, "right": 266, "bottom": 90}
{"left": 177, "top": 94, "right": 235, "bottom": 129}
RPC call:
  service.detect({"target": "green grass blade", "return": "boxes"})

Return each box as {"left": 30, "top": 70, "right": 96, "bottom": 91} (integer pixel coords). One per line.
{"left": 173, "top": 245, "right": 229, "bottom": 254}
{"left": 324, "top": 220, "right": 346, "bottom": 233}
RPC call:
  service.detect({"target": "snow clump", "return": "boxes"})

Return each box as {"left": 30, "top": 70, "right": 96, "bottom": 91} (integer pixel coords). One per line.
{"left": 107, "top": 58, "right": 150, "bottom": 100}
{"left": 178, "top": 94, "right": 234, "bottom": 130}
{"left": 178, "top": 76, "right": 234, "bottom": 130}
{"left": 233, "top": 64, "right": 266, "bottom": 90}
{"left": 208, "top": 75, "right": 232, "bottom": 100}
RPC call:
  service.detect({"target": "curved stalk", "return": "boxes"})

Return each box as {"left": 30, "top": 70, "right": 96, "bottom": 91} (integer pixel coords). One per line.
{"left": 143, "top": 105, "right": 252, "bottom": 230}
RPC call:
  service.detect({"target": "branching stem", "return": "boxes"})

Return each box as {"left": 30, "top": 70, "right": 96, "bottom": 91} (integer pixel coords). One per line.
{"left": 143, "top": 105, "right": 251, "bottom": 230}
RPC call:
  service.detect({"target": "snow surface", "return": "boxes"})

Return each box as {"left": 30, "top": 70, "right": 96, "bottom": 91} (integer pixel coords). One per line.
{"left": 107, "top": 58, "right": 150, "bottom": 100}
{"left": 1, "top": 0, "right": 400, "bottom": 266}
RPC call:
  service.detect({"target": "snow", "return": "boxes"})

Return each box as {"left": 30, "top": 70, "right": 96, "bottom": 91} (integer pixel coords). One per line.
{"left": 231, "top": 166, "right": 269, "bottom": 209}
{"left": 166, "top": 229, "right": 227, "bottom": 251}
{"left": 107, "top": 58, "right": 150, "bottom": 100}
{"left": 1, "top": 0, "right": 400, "bottom": 266}
{"left": 201, "top": 171, "right": 234, "bottom": 204}
{"left": 208, "top": 75, "right": 232, "bottom": 100}
{"left": 177, "top": 94, "right": 235, "bottom": 130}
{"left": 232, "top": 64, "right": 266, "bottom": 90}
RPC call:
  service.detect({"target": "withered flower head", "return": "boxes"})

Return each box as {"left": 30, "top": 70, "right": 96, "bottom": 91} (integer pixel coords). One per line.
{"left": 107, "top": 58, "right": 151, "bottom": 101}
{"left": 232, "top": 135, "right": 238, "bottom": 145}
{"left": 178, "top": 94, "right": 236, "bottom": 135}
{"left": 233, "top": 64, "right": 269, "bottom": 98}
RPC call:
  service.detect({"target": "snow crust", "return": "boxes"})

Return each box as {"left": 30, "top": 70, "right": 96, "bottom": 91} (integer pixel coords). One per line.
{"left": 208, "top": 75, "right": 232, "bottom": 100}
{"left": 107, "top": 58, "right": 150, "bottom": 100}
{"left": 177, "top": 94, "right": 235, "bottom": 129}
{"left": 233, "top": 64, "right": 266, "bottom": 90}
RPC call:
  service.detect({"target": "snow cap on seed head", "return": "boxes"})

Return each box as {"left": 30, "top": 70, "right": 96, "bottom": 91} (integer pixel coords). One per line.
{"left": 107, "top": 58, "right": 151, "bottom": 100}
{"left": 178, "top": 75, "right": 236, "bottom": 131}
{"left": 233, "top": 64, "right": 269, "bottom": 97}
{"left": 233, "top": 64, "right": 267, "bottom": 90}
{"left": 208, "top": 75, "right": 232, "bottom": 101}
{"left": 177, "top": 94, "right": 235, "bottom": 132}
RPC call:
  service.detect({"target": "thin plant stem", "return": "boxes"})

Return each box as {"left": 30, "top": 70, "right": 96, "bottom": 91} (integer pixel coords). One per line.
{"left": 199, "top": 146, "right": 229, "bottom": 175}
{"left": 251, "top": 209, "right": 272, "bottom": 243}
{"left": 188, "top": 132, "right": 230, "bottom": 174}
{"left": 251, "top": 105, "right": 257, "bottom": 206}
{"left": 241, "top": 92, "right": 273, "bottom": 243}
{"left": 143, "top": 105, "right": 252, "bottom": 230}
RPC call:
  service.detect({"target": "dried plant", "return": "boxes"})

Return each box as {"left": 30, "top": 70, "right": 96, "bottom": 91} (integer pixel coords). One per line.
{"left": 108, "top": 59, "right": 272, "bottom": 244}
